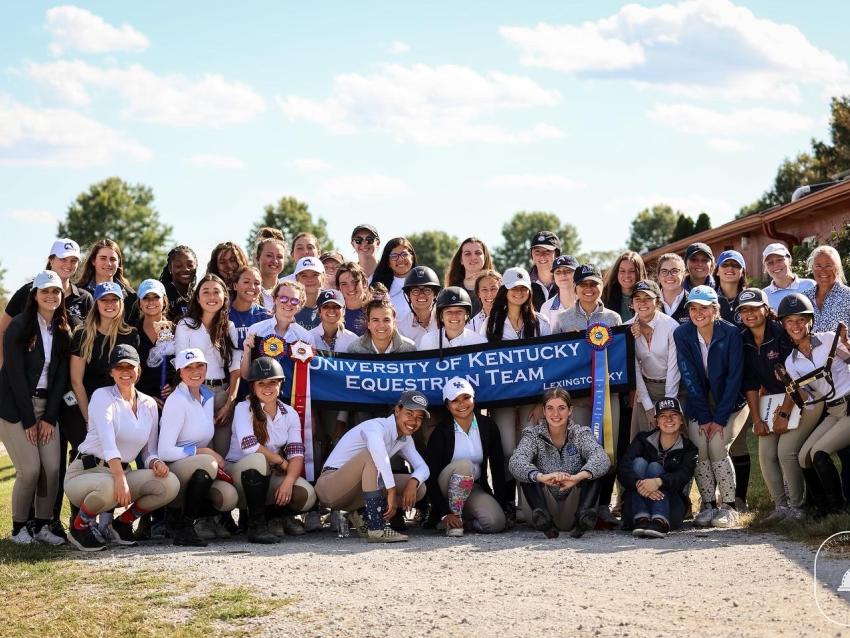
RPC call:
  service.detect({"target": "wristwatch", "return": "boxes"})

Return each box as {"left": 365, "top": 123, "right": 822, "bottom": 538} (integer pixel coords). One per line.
{"left": 777, "top": 411, "right": 790, "bottom": 420}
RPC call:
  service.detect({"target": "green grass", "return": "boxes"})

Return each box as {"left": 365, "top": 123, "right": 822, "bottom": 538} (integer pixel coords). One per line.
{"left": 0, "top": 453, "right": 292, "bottom": 637}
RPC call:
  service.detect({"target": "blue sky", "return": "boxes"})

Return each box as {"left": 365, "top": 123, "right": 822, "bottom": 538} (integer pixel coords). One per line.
{"left": 3, "top": 1, "right": 849, "bottom": 287}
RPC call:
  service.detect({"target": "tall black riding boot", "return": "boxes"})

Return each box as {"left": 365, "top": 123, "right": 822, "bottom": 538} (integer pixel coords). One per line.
{"left": 520, "top": 481, "right": 557, "bottom": 538}
{"left": 570, "top": 479, "right": 601, "bottom": 538}
{"left": 173, "top": 469, "right": 213, "bottom": 547}
{"left": 241, "top": 470, "right": 279, "bottom": 544}
{"left": 812, "top": 451, "right": 846, "bottom": 515}
{"left": 802, "top": 467, "right": 826, "bottom": 516}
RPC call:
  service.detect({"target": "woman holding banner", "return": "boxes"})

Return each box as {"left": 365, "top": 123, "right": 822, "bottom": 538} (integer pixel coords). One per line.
{"left": 509, "top": 388, "right": 609, "bottom": 539}
{"left": 347, "top": 300, "right": 417, "bottom": 355}
{"left": 419, "top": 287, "right": 486, "bottom": 352}
{"left": 673, "top": 285, "right": 748, "bottom": 528}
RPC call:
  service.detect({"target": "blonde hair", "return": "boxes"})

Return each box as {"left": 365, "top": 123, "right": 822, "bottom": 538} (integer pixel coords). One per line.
{"left": 75, "top": 297, "right": 134, "bottom": 363}
{"left": 273, "top": 279, "right": 306, "bottom": 307}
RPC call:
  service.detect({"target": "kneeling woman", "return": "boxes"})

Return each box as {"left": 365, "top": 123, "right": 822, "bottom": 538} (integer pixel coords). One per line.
{"left": 64, "top": 345, "right": 179, "bottom": 551}
{"left": 509, "top": 389, "right": 610, "bottom": 538}
{"left": 618, "top": 398, "right": 697, "bottom": 538}
{"left": 424, "top": 377, "right": 508, "bottom": 536}
{"left": 157, "top": 348, "right": 240, "bottom": 546}
{"left": 226, "top": 357, "right": 317, "bottom": 543}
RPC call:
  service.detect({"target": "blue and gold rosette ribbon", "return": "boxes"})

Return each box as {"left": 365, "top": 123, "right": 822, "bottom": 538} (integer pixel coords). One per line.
{"left": 586, "top": 323, "right": 615, "bottom": 462}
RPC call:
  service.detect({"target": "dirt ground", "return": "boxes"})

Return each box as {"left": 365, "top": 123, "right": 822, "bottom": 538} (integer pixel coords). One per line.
{"left": 86, "top": 525, "right": 850, "bottom": 637}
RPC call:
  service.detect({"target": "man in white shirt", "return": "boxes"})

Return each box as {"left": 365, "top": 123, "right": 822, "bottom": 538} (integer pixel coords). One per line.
{"left": 316, "top": 390, "right": 430, "bottom": 543}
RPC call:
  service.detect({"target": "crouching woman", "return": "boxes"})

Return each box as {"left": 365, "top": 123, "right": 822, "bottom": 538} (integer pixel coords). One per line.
{"left": 225, "top": 357, "right": 317, "bottom": 544}
{"left": 618, "top": 398, "right": 697, "bottom": 538}
{"left": 509, "top": 388, "right": 610, "bottom": 539}
{"left": 64, "top": 345, "right": 179, "bottom": 551}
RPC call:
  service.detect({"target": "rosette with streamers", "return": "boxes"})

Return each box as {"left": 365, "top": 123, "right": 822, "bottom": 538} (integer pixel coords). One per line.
{"left": 586, "top": 322, "right": 615, "bottom": 461}
{"left": 261, "top": 335, "right": 286, "bottom": 359}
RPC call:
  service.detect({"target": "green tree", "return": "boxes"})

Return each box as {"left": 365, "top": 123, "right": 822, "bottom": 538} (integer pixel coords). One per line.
{"left": 407, "top": 230, "right": 460, "bottom": 281}
{"left": 492, "top": 211, "right": 581, "bottom": 273}
{"left": 812, "top": 96, "right": 850, "bottom": 177}
{"left": 57, "top": 177, "right": 172, "bottom": 284}
{"left": 670, "top": 214, "right": 696, "bottom": 242}
{"left": 694, "top": 212, "right": 712, "bottom": 233}
{"left": 627, "top": 204, "right": 679, "bottom": 253}
{"left": 576, "top": 250, "right": 622, "bottom": 270}
{"left": 246, "top": 196, "right": 332, "bottom": 273}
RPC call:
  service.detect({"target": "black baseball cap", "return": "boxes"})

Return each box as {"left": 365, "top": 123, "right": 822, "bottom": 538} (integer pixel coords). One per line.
{"left": 530, "top": 230, "right": 561, "bottom": 251}
{"left": 398, "top": 390, "right": 430, "bottom": 418}
{"left": 551, "top": 254, "right": 579, "bottom": 273}
{"left": 633, "top": 279, "right": 661, "bottom": 299}
{"left": 351, "top": 224, "right": 379, "bottom": 240}
{"left": 655, "top": 397, "right": 684, "bottom": 416}
{"left": 109, "top": 344, "right": 140, "bottom": 368}
{"left": 317, "top": 288, "right": 345, "bottom": 308}
{"left": 573, "top": 264, "right": 603, "bottom": 285}
{"left": 736, "top": 287, "right": 768, "bottom": 308}
{"left": 685, "top": 242, "right": 714, "bottom": 261}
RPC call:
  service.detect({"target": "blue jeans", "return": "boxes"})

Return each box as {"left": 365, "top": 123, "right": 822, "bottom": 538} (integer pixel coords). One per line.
{"left": 630, "top": 458, "right": 669, "bottom": 523}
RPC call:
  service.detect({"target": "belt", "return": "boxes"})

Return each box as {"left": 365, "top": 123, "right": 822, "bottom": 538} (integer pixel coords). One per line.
{"left": 643, "top": 376, "right": 666, "bottom": 385}
{"left": 826, "top": 395, "right": 849, "bottom": 409}
{"left": 77, "top": 453, "right": 129, "bottom": 471}
{"left": 32, "top": 388, "right": 48, "bottom": 399}
{"left": 204, "top": 378, "right": 226, "bottom": 388}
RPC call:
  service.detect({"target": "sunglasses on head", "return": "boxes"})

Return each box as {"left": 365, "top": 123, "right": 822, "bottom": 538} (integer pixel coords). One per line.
{"left": 352, "top": 236, "right": 377, "bottom": 245}
{"left": 277, "top": 295, "right": 301, "bottom": 306}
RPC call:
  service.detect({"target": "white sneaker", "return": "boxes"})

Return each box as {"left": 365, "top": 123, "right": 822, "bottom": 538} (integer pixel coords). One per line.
{"left": 367, "top": 525, "right": 408, "bottom": 543}
{"left": 303, "top": 510, "right": 322, "bottom": 532}
{"left": 693, "top": 506, "right": 716, "bottom": 527}
{"left": 34, "top": 525, "right": 66, "bottom": 546}
{"left": 11, "top": 527, "right": 33, "bottom": 545}
{"left": 711, "top": 505, "right": 740, "bottom": 528}
{"left": 446, "top": 526, "right": 464, "bottom": 537}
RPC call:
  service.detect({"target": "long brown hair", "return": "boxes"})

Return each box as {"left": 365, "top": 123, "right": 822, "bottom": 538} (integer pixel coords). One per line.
{"left": 19, "top": 287, "right": 73, "bottom": 356}
{"left": 248, "top": 391, "right": 271, "bottom": 445}
{"left": 602, "top": 251, "right": 647, "bottom": 308}
{"left": 485, "top": 285, "right": 540, "bottom": 341}
{"left": 444, "top": 237, "right": 494, "bottom": 287}
{"left": 183, "top": 274, "right": 235, "bottom": 371}
{"left": 77, "top": 239, "right": 133, "bottom": 291}
{"left": 206, "top": 241, "right": 249, "bottom": 287}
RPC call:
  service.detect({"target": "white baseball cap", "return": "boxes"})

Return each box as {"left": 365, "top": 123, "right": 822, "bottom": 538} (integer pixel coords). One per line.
{"left": 294, "top": 256, "right": 325, "bottom": 276}
{"left": 34, "top": 270, "right": 63, "bottom": 290}
{"left": 502, "top": 267, "right": 532, "bottom": 291}
{"left": 762, "top": 242, "right": 790, "bottom": 261}
{"left": 175, "top": 348, "right": 208, "bottom": 369}
{"left": 443, "top": 376, "right": 475, "bottom": 401}
{"left": 49, "top": 238, "right": 80, "bottom": 259}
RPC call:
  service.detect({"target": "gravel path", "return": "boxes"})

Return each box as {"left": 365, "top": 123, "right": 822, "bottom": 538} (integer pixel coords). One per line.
{"left": 89, "top": 525, "right": 850, "bottom": 637}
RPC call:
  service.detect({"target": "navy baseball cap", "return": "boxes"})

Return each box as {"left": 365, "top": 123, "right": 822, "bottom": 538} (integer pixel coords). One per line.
{"left": 655, "top": 397, "right": 684, "bottom": 416}
{"left": 736, "top": 288, "right": 768, "bottom": 308}
{"left": 530, "top": 230, "right": 561, "bottom": 251}
{"left": 317, "top": 288, "right": 345, "bottom": 308}
{"left": 686, "top": 242, "right": 714, "bottom": 261}
{"left": 573, "top": 264, "right": 603, "bottom": 285}
{"left": 551, "top": 255, "right": 579, "bottom": 273}
{"left": 351, "top": 224, "right": 379, "bottom": 240}
{"left": 109, "top": 344, "right": 140, "bottom": 368}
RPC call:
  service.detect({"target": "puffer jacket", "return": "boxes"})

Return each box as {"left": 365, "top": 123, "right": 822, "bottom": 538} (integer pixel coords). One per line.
{"left": 509, "top": 421, "right": 610, "bottom": 500}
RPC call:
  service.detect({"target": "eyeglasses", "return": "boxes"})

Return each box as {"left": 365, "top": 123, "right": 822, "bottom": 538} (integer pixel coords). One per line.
{"left": 352, "top": 236, "right": 377, "bottom": 245}
{"left": 658, "top": 268, "right": 682, "bottom": 277}
{"left": 277, "top": 295, "right": 301, "bottom": 306}
{"left": 389, "top": 251, "right": 412, "bottom": 261}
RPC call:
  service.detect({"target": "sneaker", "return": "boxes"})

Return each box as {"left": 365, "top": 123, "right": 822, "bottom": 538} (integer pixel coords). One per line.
{"left": 11, "top": 527, "right": 33, "bottom": 545}
{"left": 281, "top": 515, "right": 306, "bottom": 536}
{"left": 367, "top": 524, "right": 408, "bottom": 543}
{"left": 762, "top": 506, "right": 790, "bottom": 525}
{"left": 47, "top": 520, "right": 68, "bottom": 542}
{"left": 210, "top": 516, "right": 232, "bottom": 539}
{"left": 68, "top": 525, "right": 106, "bottom": 552}
{"left": 194, "top": 517, "right": 218, "bottom": 540}
{"left": 693, "top": 506, "right": 716, "bottom": 528}
{"left": 105, "top": 520, "right": 138, "bottom": 546}
{"left": 34, "top": 525, "right": 66, "bottom": 546}
{"left": 735, "top": 497, "right": 750, "bottom": 513}
{"left": 711, "top": 505, "right": 740, "bottom": 528}
{"left": 632, "top": 517, "right": 650, "bottom": 538}
{"left": 445, "top": 526, "right": 464, "bottom": 537}
{"left": 784, "top": 506, "right": 805, "bottom": 521}
{"left": 347, "top": 511, "right": 369, "bottom": 539}
{"left": 303, "top": 511, "right": 322, "bottom": 532}
{"left": 643, "top": 518, "right": 669, "bottom": 539}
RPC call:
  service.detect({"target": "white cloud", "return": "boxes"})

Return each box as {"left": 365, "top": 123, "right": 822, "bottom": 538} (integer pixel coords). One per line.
{"left": 6, "top": 209, "right": 59, "bottom": 225}
{"left": 316, "top": 174, "right": 406, "bottom": 203}
{"left": 185, "top": 154, "right": 245, "bottom": 169}
{"left": 45, "top": 5, "right": 150, "bottom": 55}
{"left": 389, "top": 40, "right": 410, "bottom": 54}
{"left": 292, "top": 157, "right": 333, "bottom": 172}
{"left": 277, "top": 63, "right": 562, "bottom": 145}
{"left": 501, "top": 0, "right": 850, "bottom": 100}
{"left": 486, "top": 174, "right": 582, "bottom": 191}
{"left": 27, "top": 59, "right": 266, "bottom": 126}
{"left": 0, "top": 95, "right": 152, "bottom": 167}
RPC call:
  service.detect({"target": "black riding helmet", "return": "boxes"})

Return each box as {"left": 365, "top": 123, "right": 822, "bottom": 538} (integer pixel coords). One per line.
{"left": 435, "top": 286, "right": 473, "bottom": 327}
{"left": 777, "top": 293, "right": 814, "bottom": 321}
{"left": 248, "top": 356, "right": 285, "bottom": 382}
{"left": 402, "top": 266, "right": 441, "bottom": 310}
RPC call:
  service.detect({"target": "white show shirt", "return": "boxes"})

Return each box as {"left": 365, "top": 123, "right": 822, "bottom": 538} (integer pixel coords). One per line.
{"left": 246, "top": 317, "right": 315, "bottom": 345}
{"left": 79, "top": 385, "right": 159, "bottom": 466}
{"left": 157, "top": 383, "right": 215, "bottom": 462}
{"left": 389, "top": 276, "right": 411, "bottom": 322}
{"left": 625, "top": 312, "right": 681, "bottom": 411}
{"left": 322, "top": 414, "right": 429, "bottom": 489}
{"left": 662, "top": 290, "right": 685, "bottom": 317}
{"left": 309, "top": 324, "right": 358, "bottom": 352}
{"left": 175, "top": 319, "right": 242, "bottom": 380}
{"left": 467, "top": 310, "right": 488, "bottom": 333}
{"left": 784, "top": 332, "right": 850, "bottom": 400}
{"left": 397, "top": 311, "right": 437, "bottom": 347}
{"left": 696, "top": 332, "right": 710, "bottom": 373}
{"left": 451, "top": 418, "right": 484, "bottom": 479}
{"left": 36, "top": 313, "right": 53, "bottom": 390}
{"left": 539, "top": 293, "right": 572, "bottom": 329}
{"left": 478, "top": 312, "right": 551, "bottom": 340}
{"left": 418, "top": 327, "right": 487, "bottom": 351}
{"left": 226, "top": 399, "right": 305, "bottom": 463}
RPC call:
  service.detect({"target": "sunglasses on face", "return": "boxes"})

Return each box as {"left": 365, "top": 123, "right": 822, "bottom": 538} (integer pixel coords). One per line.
{"left": 277, "top": 295, "right": 301, "bottom": 306}
{"left": 389, "top": 251, "right": 412, "bottom": 261}
{"left": 352, "top": 236, "right": 377, "bottom": 245}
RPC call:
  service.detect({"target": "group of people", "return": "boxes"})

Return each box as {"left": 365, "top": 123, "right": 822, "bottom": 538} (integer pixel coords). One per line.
{"left": 1, "top": 224, "right": 849, "bottom": 551}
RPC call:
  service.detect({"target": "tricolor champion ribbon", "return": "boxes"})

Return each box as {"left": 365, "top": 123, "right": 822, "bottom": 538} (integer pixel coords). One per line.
{"left": 587, "top": 323, "right": 615, "bottom": 462}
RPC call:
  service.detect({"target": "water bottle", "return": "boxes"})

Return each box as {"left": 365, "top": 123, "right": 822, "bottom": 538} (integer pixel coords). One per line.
{"left": 337, "top": 511, "right": 349, "bottom": 538}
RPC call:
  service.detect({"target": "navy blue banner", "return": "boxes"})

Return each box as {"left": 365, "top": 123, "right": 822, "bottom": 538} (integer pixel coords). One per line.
{"left": 275, "top": 327, "right": 634, "bottom": 410}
